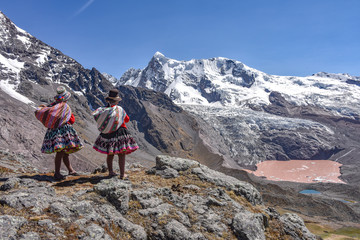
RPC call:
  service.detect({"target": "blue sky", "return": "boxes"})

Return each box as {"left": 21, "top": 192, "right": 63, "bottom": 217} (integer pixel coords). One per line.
{"left": 1, "top": 0, "right": 359, "bottom": 78}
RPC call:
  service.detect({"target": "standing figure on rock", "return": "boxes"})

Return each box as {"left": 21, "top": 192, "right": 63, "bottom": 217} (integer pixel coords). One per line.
{"left": 93, "top": 89, "right": 139, "bottom": 179}
{"left": 37, "top": 86, "right": 83, "bottom": 180}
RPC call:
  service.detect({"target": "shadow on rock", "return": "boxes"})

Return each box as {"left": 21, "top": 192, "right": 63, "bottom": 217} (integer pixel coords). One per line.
{"left": 19, "top": 174, "right": 55, "bottom": 182}
{"left": 54, "top": 175, "right": 110, "bottom": 187}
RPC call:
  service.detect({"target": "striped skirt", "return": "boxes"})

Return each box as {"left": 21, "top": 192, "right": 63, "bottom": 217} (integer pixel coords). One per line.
{"left": 41, "top": 123, "right": 83, "bottom": 154}
{"left": 93, "top": 127, "right": 139, "bottom": 155}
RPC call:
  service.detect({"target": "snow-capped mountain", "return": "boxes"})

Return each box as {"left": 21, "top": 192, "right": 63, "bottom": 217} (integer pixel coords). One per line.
{"left": 102, "top": 72, "right": 118, "bottom": 85}
{"left": 117, "top": 52, "right": 360, "bottom": 176}
{"left": 0, "top": 11, "right": 113, "bottom": 109}
{"left": 117, "top": 52, "right": 360, "bottom": 119}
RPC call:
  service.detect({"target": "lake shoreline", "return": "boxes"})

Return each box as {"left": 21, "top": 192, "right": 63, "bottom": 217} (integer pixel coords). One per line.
{"left": 244, "top": 160, "right": 346, "bottom": 184}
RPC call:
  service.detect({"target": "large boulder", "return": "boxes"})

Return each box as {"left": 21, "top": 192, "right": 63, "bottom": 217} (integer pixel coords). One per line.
{"left": 280, "top": 213, "right": 317, "bottom": 240}
{"left": 153, "top": 155, "right": 263, "bottom": 205}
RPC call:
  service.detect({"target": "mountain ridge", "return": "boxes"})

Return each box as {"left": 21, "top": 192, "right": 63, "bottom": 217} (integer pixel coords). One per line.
{"left": 1, "top": 10, "right": 360, "bottom": 237}
{"left": 114, "top": 51, "right": 360, "bottom": 119}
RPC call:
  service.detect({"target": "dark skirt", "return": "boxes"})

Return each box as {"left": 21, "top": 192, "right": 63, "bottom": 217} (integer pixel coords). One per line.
{"left": 93, "top": 127, "right": 139, "bottom": 155}
{"left": 41, "top": 123, "right": 83, "bottom": 154}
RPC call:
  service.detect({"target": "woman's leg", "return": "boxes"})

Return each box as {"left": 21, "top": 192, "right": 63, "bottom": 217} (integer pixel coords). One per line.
{"left": 106, "top": 154, "right": 116, "bottom": 176}
{"left": 118, "top": 153, "right": 126, "bottom": 179}
{"left": 63, "top": 153, "right": 76, "bottom": 175}
{"left": 54, "top": 152, "right": 64, "bottom": 178}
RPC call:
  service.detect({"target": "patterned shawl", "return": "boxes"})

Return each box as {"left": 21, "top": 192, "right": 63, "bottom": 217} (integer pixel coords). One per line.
{"left": 35, "top": 102, "right": 72, "bottom": 129}
{"left": 92, "top": 105, "right": 126, "bottom": 134}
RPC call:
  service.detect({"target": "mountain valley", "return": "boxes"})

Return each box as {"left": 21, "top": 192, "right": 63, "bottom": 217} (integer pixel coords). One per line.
{"left": 1, "top": 10, "right": 360, "bottom": 239}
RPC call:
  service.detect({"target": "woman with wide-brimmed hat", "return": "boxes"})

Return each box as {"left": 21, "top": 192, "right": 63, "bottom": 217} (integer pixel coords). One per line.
{"left": 39, "top": 86, "right": 83, "bottom": 180}
{"left": 93, "top": 88, "right": 139, "bottom": 179}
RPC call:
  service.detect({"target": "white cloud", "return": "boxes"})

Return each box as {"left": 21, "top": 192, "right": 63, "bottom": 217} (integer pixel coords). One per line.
{"left": 73, "top": 0, "right": 95, "bottom": 17}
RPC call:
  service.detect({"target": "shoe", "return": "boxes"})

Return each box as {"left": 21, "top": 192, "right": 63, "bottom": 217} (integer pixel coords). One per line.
{"left": 108, "top": 172, "right": 118, "bottom": 177}
{"left": 119, "top": 174, "right": 129, "bottom": 180}
{"left": 69, "top": 172, "right": 80, "bottom": 176}
{"left": 54, "top": 174, "right": 66, "bottom": 181}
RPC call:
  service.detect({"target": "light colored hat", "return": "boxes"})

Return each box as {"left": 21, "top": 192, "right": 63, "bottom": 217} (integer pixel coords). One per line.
{"left": 105, "top": 89, "right": 122, "bottom": 102}
{"left": 54, "top": 86, "right": 71, "bottom": 102}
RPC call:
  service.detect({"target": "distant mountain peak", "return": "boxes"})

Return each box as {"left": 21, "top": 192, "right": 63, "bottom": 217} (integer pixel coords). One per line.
{"left": 0, "top": 11, "right": 28, "bottom": 36}
{"left": 102, "top": 72, "right": 118, "bottom": 85}
{"left": 153, "top": 51, "right": 165, "bottom": 58}
{"left": 117, "top": 54, "right": 267, "bottom": 105}
{"left": 0, "top": 11, "right": 6, "bottom": 19}
{"left": 312, "top": 72, "right": 359, "bottom": 81}
{"left": 151, "top": 51, "right": 169, "bottom": 65}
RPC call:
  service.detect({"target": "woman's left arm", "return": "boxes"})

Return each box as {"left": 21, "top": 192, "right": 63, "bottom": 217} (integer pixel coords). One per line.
{"left": 124, "top": 114, "right": 130, "bottom": 123}
{"left": 68, "top": 113, "right": 75, "bottom": 124}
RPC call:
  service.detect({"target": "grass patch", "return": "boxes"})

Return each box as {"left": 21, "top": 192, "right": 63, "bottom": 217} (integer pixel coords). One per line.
{"left": 105, "top": 222, "right": 133, "bottom": 239}
{"left": 305, "top": 222, "right": 333, "bottom": 239}
{"left": 265, "top": 219, "right": 290, "bottom": 240}
{"left": 62, "top": 224, "right": 84, "bottom": 239}
{"left": 305, "top": 222, "right": 360, "bottom": 239}
{"left": 0, "top": 166, "right": 13, "bottom": 174}
{"left": 0, "top": 205, "right": 29, "bottom": 217}
{"left": 226, "top": 190, "right": 260, "bottom": 213}
{"left": 334, "top": 227, "right": 360, "bottom": 239}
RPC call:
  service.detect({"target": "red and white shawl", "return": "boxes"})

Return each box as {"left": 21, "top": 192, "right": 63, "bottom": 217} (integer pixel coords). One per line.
{"left": 92, "top": 105, "right": 126, "bottom": 134}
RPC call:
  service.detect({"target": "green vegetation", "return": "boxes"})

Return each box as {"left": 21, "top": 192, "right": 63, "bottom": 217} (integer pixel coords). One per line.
{"left": 305, "top": 222, "right": 360, "bottom": 240}
{"left": 334, "top": 227, "right": 360, "bottom": 239}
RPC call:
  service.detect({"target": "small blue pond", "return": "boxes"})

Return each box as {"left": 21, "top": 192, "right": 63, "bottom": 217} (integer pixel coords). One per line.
{"left": 299, "top": 189, "right": 321, "bottom": 194}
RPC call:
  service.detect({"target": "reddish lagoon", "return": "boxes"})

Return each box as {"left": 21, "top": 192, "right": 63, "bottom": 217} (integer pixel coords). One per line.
{"left": 245, "top": 160, "right": 346, "bottom": 184}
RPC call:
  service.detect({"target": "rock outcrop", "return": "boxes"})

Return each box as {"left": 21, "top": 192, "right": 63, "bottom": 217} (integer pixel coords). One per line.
{"left": 0, "top": 155, "right": 317, "bottom": 239}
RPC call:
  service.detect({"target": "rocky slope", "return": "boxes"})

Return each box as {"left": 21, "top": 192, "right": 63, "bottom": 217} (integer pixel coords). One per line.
{"left": 0, "top": 155, "right": 318, "bottom": 240}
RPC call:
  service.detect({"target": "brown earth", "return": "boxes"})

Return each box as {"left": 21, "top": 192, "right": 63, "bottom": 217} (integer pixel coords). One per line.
{"left": 244, "top": 160, "right": 346, "bottom": 184}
